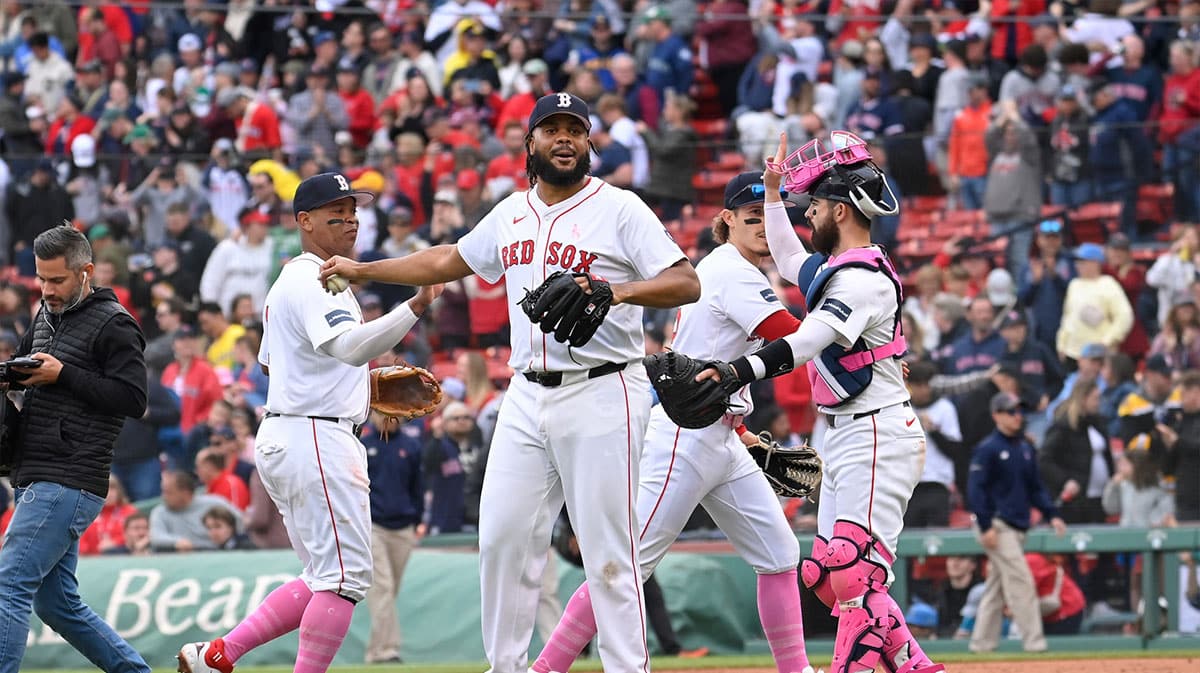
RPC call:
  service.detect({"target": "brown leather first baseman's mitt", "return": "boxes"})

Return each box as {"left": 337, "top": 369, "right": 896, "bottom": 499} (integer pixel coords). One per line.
{"left": 369, "top": 365, "right": 443, "bottom": 423}
{"left": 748, "top": 431, "right": 822, "bottom": 499}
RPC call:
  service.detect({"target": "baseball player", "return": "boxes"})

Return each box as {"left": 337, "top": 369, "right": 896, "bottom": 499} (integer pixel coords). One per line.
{"left": 531, "top": 172, "right": 814, "bottom": 673}
{"left": 319, "top": 93, "right": 699, "bottom": 673}
{"left": 693, "top": 134, "right": 943, "bottom": 673}
{"left": 177, "top": 172, "right": 441, "bottom": 673}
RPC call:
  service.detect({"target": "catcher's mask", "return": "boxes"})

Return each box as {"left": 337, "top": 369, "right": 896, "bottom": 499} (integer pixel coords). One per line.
{"left": 767, "top": 131, "right": 898, "bottom": 218}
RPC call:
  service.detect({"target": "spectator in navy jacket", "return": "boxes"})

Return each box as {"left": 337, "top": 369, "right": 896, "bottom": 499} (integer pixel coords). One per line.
{"left": 1088, "top": 80, "right": 1154, "bottom": 240}
{"left": 945, "top": 295, "right": 1006, "bottom": 375}
{"left": 1104, "top": 35, "right": 1162, "bottom": 123}
{"left": 998, "top": 310, "right": 1065, "bottom": 443}
{"left": 423, "top": 402, "right": 488, "bottom": 535}
{"left": 363, "top": 412, "right": 425, "bottom": 664}
{"left": 968, "top": 392, "right": 1067, "bottom": 653}
{"left": 641, "top": 7, "right": 693, "bottom": 99}
{"left": 1018, "top": 219, "right": 1074, "bottom": 351}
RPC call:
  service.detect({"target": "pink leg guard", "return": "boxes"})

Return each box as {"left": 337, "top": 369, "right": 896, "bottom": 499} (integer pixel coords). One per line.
{"left": 881, "top": 594, "right": 943, "bottom": 673}
{"left": 294, "top": 591, "right": 355, "bottom": 673}
{"left": 223, "top": 578, "right": 313, "bottom": 662}
{"left": 757, "top": 569, "right": 810, "bottom": 673}
{"left": 824, "top": 521, "right": 896, "bottom": 673}
{"left": 531, "top": 582, "right": 598, "bottom": 673}
{"left": 800, "top": 536, "right": 837, "bottom": 612}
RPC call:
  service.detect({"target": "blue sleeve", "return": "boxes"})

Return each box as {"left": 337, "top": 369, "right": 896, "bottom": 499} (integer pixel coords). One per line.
{"left": 967, "top": 441, "right": 996, "bottom": 531}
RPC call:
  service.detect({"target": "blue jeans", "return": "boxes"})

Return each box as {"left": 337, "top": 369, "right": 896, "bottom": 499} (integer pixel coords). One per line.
{"left": 0, "top": 482, "right": 151, "bottom": 673}
{"left": 1049, "top": 181, "right": 1092, "bottom": 210}
{"left": 959, "top": 176, "right": 987, "bottom": 211}
{"left": 990, "top": 219, "right": 1034, "bottom": 278}
{"left": 1092, "top": 176, "right": 1138, "bottom": 239}
{"left": 110, "top": 458, "right": 162, "bottom": 503}
{"left": 1164, "top": 128, "right": 1200, "bottom": 223}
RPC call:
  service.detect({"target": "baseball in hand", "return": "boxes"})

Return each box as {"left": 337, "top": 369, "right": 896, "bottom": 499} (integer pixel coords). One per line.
{"left": 325, "top": 273, "right": 350, "bottom": 294}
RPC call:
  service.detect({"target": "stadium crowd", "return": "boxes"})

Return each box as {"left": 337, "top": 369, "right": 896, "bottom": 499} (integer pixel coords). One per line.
{"left": 0, "top": 0, "right": 1198, "bottom": 648}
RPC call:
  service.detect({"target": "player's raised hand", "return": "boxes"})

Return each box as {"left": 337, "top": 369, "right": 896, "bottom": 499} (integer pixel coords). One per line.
{"left": 763, "top": 133, "right": 787, "bottom": 196}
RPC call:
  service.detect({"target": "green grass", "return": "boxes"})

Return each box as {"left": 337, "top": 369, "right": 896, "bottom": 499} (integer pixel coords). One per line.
{"left": 22, "top": 649, "right": 1200, "bottom": 673}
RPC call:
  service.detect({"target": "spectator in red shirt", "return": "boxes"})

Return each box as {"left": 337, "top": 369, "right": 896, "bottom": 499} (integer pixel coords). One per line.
{"left": 75, "top": 3, "right": 132, "bottom": 62}
{"left": 466, "top": 275, "right": 508, "bottom": 349}
{"left": 1161, "top": 41, "right": 1200, "bottom": 223}
{"left": 485, "top": 120, "right": 531, "bottom": 198}
{"left": 1025, "top": 553, "right": 1086, "bottom": 635}
{"left": 990, "top": 0, "right": 1047, "bottom": 65}
{"left": 336, "top": 64, "right": 377, "bottom": 149}
{"left": 216, "top": 87, "right": 282, "bottom": 156}
{"left": 161, "top": 326, "right": 224, "bottom": 435}
{"left": 77, "top": 9, "right": 121, "bottom": 79}
{"left": 78, "top": 476, "right": 139, "bottom": 556}
{"left": 196, "top": 447, "right": 250, "bottom": 511}
{"left": 44, "top": 94, "right": 95, "bottom": 157}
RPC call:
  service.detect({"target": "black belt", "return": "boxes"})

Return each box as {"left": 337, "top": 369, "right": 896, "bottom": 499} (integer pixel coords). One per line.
{"left": 522, "top": 361, "right": 627, "bottom": 388}
{"left": 825, "top": 401, "right": 911, "bottom": 429}
{"left": 264, "top": 412, "right": 363, "bottom": 437}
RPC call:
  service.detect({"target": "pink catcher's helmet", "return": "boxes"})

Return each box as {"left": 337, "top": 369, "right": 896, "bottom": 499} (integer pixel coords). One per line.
{"left": 766, "top": 131, "right": 898, "bottom": 218}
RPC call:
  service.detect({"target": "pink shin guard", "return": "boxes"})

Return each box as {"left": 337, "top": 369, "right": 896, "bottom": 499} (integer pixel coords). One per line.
{"left": 823, "top": 521, "right": 896, "bottom": 673}
{"left": 531, "top": 582, "right": 598, "bottom": 673}
{"left": 801, "top": 536, "right": 837, "bottom": 611}
{"left": 757, "top": 570, "right": 810, "bottom": 673}
{"left": 881, "top": 595, "right": 942, "bottom": 673}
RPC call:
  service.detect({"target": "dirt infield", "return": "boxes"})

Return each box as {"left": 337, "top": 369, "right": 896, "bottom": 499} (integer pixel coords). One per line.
{"left": 692, "top": 658, "right": 1199, "bottom": 673}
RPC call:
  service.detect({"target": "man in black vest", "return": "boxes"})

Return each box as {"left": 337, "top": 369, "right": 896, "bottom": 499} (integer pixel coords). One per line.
{"left": 0, "top": 225, "right": 150, "bottom": 673}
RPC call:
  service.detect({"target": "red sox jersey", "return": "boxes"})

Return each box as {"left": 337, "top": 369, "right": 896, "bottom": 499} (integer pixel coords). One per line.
{"left": 670, "top": 243, "right": 782, "bottom": 416}
{"left": 457, "top": 177, "right": 685, "bottom": 372}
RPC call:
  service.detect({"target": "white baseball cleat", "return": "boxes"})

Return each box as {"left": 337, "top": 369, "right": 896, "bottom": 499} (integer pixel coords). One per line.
{"left": 177, "top": 638, "right": 234, "bottom": 673}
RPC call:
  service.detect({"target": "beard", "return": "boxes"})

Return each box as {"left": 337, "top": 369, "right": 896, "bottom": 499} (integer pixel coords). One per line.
{"left": 811, "top": 214, "right": 841, "bottom": 256}
{"left": 529, "top": 146, "right": 591, "bottom": 187}
{"left": 46, "top": 282, "right": 86, "bottom": 315}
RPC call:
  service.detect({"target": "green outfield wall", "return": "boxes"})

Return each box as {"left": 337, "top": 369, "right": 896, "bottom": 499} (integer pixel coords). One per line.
{"left": 20, "top": 526, "right": 1200, "bottom": 669}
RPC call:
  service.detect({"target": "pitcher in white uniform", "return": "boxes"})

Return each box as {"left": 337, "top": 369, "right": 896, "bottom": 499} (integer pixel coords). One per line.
{"left": 177, "top": 173, "right": 440, "bottom": 673}
{"left": 696, "top": 134, "right": 944, "bottom": 673}
{"left": 320, "top": 93, "right": 700, "bottom": 673}
{"left": 530, "top": 171, "right": 816, "bottom": 673}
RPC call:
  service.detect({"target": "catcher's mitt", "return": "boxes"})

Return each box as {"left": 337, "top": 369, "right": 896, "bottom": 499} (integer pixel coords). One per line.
{"left": 748, "top": 431, "right": 822, "bottom": 499}
{"left": 644, "top": 351, "right": 743, "bottom": 429}
{"left": 369, "top": 365, "right": 443, "bottom": 425}
{"left": 518, "top": 271, "right": 613, "bottom": 347}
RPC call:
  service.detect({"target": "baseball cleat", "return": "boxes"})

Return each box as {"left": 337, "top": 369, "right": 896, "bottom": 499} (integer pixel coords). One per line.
{"left": 679, "top": 646, "right": 710, "bottom": 658}
{"left": 177, "top": 638, "right": 234, "bottom": 673}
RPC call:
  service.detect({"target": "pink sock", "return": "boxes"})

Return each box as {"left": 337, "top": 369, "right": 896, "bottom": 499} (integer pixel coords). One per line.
{"left": 757, "top": 570, "right": 810, "bottom": 673}
{"left": 223, "top": 578, "right": 313, "bottom": 662}
{"left": 531, "top": 582, "right": 598, "bottom": 673}
{"left": 294, "top": 591, "right": 356, "bottom": 673}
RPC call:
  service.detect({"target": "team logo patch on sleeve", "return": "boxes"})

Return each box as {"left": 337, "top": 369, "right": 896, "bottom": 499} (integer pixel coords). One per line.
{"left": 760, "top": 288, "right": 779, "bottom": 303}
{"left": 324, "top": 309, "right": 354, "bottom": 327}
{"left": 819, "top": 298, "right": 853, "bottom": 322}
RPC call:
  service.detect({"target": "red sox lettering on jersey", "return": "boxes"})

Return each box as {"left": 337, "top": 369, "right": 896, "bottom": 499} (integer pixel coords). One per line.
{"left": 501, "top": 238, "right": 600, "bottom": 274}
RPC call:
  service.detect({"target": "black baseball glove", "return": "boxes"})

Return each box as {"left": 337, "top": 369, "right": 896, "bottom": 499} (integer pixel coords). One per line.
{"left": 748, "top": 431, "right": 823, "bottom": 499}
{"left": 645, "top": 351, "right": 743, "bottom": 429}
{"left": 518, "top": 271, "right": 613, "bottom": 347}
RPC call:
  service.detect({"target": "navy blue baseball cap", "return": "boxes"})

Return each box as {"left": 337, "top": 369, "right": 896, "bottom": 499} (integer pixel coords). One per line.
{"left": 527, "top": 92, "right": 591, "bottom": 133}
{"left": 724, "top": 171, "right": 791, "bottom": 210}
{"left": 292, "top": 172, "right": 375, "bottom": 218}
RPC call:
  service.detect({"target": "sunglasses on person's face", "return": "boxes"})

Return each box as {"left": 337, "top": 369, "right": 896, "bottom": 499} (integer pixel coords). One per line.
{"left": 997, "top": 408, "right": 1024, "bottom": 416}
{"left": 734, "top": 183, "right": 789, "bottom": 202}
{"left": 445, "top": 416, "right": 472, "bottom": 421}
